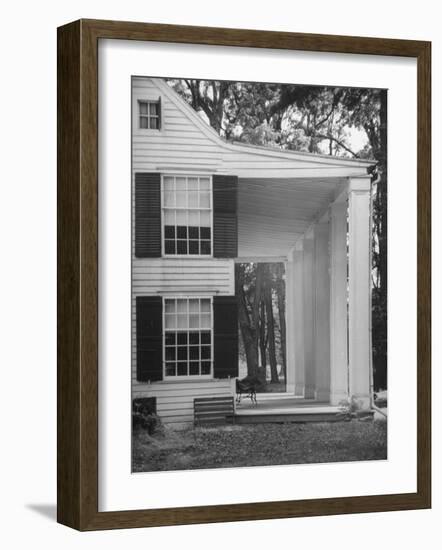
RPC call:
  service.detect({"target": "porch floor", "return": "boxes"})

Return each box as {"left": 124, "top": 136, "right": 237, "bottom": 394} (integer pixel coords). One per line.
{"left": 234, "top": 394, "right": 342, "bottom": 424}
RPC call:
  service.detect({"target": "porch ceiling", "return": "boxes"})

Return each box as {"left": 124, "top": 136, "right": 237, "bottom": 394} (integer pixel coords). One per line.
{"left": 237, "top": 176, "right": 345, "bottom": 258}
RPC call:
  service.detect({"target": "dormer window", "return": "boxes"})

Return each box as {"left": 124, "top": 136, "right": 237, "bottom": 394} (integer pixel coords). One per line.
{"left": 139, "top": 99, "right": 161, "bottom": 129}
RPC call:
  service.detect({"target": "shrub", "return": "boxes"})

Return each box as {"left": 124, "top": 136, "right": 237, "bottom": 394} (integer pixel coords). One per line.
{"left": 132, "top": 398, "right": 163, "bottom": 435}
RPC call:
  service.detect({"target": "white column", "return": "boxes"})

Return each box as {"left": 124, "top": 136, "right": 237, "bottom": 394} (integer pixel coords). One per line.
{"left": 285, "top": 255, "right": 296, "bottom": 395}
{"left": 303, "top": 227, "right": 315, "bottom": 399}
{"left": 286, "top": 241, "right": 305, "bottom": 396}
{"left": 329, "top": 201, "right": 349, "bottom": 405}
{"left": 348, "top": 176, "right": 372, "bottom": 409}
{"left": 314, "top": 219, "right": 331, "bottom": 402}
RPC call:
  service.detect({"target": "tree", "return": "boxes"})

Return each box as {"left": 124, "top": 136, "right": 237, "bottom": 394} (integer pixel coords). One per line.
{"left": 263, "top": 264, "right": 279, "bottom": 384}
{"left": 275, "top": 263, "right": 287, "bottom": 382}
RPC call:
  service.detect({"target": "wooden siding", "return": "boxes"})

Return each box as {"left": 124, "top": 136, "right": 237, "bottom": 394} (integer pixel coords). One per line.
{"left": 132, "top": 379, "right": 235, "bottom": 425}
{"left": 132, "top": 258, "right": 234, "bottom": 295}
{"left": 132, "top": 77, "right": 223, "bottom": 173}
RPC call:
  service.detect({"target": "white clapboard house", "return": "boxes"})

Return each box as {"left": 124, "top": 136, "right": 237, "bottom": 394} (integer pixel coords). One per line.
{"left": 132, "top": 77, "right": 376, "bottom": 426}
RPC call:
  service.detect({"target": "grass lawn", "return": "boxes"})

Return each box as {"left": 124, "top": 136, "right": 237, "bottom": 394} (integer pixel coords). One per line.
{"left": 132, "top": 419, "right": 387, "bottom": 473}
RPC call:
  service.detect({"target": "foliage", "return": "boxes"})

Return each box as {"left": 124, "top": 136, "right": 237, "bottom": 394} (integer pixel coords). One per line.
{"left": 132, "top": 398, "right": 163, "bottom": 436}
{"left": 132, "top": 421, "right": 387, "bottom": 472}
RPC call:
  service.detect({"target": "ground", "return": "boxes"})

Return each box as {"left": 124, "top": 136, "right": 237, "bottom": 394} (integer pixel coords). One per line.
{"left": 132, "top": 419, "right": 387, "bottom": 472}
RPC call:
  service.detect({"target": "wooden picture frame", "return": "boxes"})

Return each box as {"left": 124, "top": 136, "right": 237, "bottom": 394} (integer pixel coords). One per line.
{"left": 57, "top": 19, "right": 431, "bottom": 531}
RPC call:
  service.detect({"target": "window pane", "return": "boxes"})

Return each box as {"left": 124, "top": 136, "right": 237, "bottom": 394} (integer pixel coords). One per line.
{"left": 189, "top": 362, "right": 200, "bottom": 375}
{"left": 177, "top": 363, "right": 188, "bottom": 376}
{"left": 139, "top": 102, "right": 148, "bottom": 114}
{"left": 166, "top": 363, "right": 176, "bottom": 376}
{"left": 189, "top": 314, "right": 199, "bottom": 329}
{"left": 165, "top": 332, "right": 176, "bottom": 345}
{"left": 189, "top": 332, "right": 199, "bottom": 345}
{"left": 149, "top": 117, "right": 159, "bottom": 129}
{"left": 177, "top": 332, "right": 188, "bottom": 345}
{"left": 176, "top": 300, "right": 187, "bottom": 314}
{"left": 177, "top": 314, "right": 187, "bottom": 329}
{"left": 200, "top": 227, "right": 211, "bottom": 240}
{"left": 201, "top": 313, "right": 211, "bottom": 328}
{"left": 189, "top": 347, "right": 199, "bottom": 360}
{"left": 164, "top": 190, "right": 175, "bottom": 207}
{"left": 164, "top": 210, "right": 175, "bottom": 226}
{"left": 140, "top": 116, "right": 148, "bottom": 128}
{"left": 188, "top": 190, "right": 198, "bottom": 207}
{"left": 189, "top": 240, "right": 199, "bottom": 254}
{"left": 201, "top": 362, "right": 211, "bottom": 375}
{"left": 189, "top": 299, "right": 199, "bottom": 313}
{"left": 200, "top": 241, "right": 211, "bottom": 255}
{"left": 177, "top": 346, "right": 187, "bottom": 360}
{"left": 175, "top": 177, "right": 186, "bottom": 191}
{"left": 165, "top": 347, "right": 176, "bottom": 361}
{"left": 165, "top": 314, "right": 176, "bottom": 329}
{"left": 149, "top": 102, "right": 159, "bottom": 116}
{"left": 187, "top": 177, "right": 198, "bottom": 190}
{"left": 200, "top": 300, "right": 211, "bottom": 312}
{"left": 200, "top": 331, "right": 211, "bottom": 344}
{"left": 188, "top": 209, "right": 199, "bottom": 226}
{"left": 188, "top": 226, "right": 198, "bottom": 239}
{"left": 164, "top": 176, "right": 174, "bottom": 190}
{"left": 176, "top": 191, "right": 187, "bottom": 207}
{"left": 175, "top": 209, "right": 187, "bottom": 225}
{"left": 165, "top": 300, "right": 176, "bottom": 313}
{"left": 177, "top": 240, "right": 187, "bottom": 255}
{"left": 201, "top": 346, "right": 211, "bottom": 359}
{"left": 165, "top": 240, "right": 175, "bottom": 254}
{"left": 200, "top": 211, "right": 211, "bottom": 226}
{"left": 164, "top": 225, "right": 175, "bottom": 239}
{"left": 199, "top": 178, "right": 210, "bottom": 190}
{"left": 199, "top": 191, "right": 210, "bottom": 208}
{"left": 176, "top": 226, "right": 187, "bottom": 239}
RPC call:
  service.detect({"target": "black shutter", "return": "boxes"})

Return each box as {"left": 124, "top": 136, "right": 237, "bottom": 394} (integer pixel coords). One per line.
{"left": 158, "top": 96, "right": 162, "bottom": 130}
{"left": 135, "top": 173, "right": 161, "bottom": 258}
{"left": 213, "top": 296, "right": 238, "bottom": 379}
{"left": 136, "top": 296, "right": 163, "bottom": 382}
{"left": 213, "top": 175, "right": 238, "bottom": 258}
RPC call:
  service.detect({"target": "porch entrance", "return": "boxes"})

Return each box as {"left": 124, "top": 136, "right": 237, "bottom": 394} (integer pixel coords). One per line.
{"left": 235, "top": 261, "right": 287, "bottom": 393}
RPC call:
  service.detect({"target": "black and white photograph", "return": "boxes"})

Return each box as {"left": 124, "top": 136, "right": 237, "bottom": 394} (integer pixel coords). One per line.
{"left": 1, "top": 0, "right": 435, "bottom": 543}
{"left": 131, "top": 76, "right": 388, "bottom": 472}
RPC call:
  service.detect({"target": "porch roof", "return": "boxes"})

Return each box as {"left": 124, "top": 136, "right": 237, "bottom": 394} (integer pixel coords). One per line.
{"left": 237, "top": 176, "right": 347, "bottom": 259}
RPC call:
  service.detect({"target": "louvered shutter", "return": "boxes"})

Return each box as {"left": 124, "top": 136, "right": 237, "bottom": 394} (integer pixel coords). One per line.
{"left": 136, "top": 296, "right": 163, "bottom": 382}
{"left": 157, "top": 96, "right": 162, "bottom": 130}
{"left": 213, "top": 296, "right": 238, "bottom": 379}
{"left": 213, "top": 175, "right": 238, "bottom": 258}
{"left": 135, "top": 173, "right": 161, "bottom": 258}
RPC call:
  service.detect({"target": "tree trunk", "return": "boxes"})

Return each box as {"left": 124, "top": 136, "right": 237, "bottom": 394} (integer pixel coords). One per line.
{"left": 259, "top": 300, "right": 267, "bottom": 370}
{"left": 264, "top": 266, "right": 279, "bottom": 383}
{"left": 275, "top": 264, "right": 287, "bottom": 383}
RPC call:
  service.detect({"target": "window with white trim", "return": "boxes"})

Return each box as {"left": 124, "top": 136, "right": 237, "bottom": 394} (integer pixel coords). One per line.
{"left": 162, "top": 175, "right": 212, "bottom": 256}
{"left": 139, "top": 100, "right": 160, "bottom": 129}
{"left": 164, "top": 298, "right": 212, "bottom": 378}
